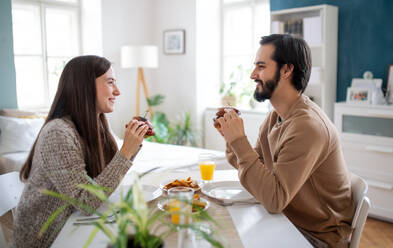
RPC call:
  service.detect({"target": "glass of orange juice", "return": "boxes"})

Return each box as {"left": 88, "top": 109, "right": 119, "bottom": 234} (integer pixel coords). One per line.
{"left": 199, "top": 153, "right": 216, "bottom": 184}
{"left": 167, "top": 187, "right": 194, "bottom": 225}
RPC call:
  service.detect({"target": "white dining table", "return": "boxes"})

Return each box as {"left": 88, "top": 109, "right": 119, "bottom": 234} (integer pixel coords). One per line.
{"left": 51, "top": 169, "right": 312, "bottom": 248}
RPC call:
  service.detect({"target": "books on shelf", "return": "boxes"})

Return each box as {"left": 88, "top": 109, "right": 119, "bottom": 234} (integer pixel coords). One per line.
{"left": 271, "top": 19, "right": 303, "bottom": 38}
{"left": 271, "top": 16, "right": 322, "bottom": 46}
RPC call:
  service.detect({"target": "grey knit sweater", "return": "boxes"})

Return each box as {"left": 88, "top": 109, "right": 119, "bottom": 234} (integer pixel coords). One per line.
{"left": 12, "top": 117, "right": 133, "bottom": 248}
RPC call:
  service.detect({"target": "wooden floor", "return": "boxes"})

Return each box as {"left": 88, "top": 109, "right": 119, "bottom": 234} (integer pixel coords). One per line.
{"left": 1, "top": 213, "right": 393, "bottom": 247}
{"left": 359, "top": 217, "right": 393, "bottom": 248}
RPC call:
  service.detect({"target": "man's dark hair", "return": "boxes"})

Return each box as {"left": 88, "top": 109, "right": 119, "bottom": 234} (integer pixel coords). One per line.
{"left": 260, "top": 34, "right": 311, "bottom": 93}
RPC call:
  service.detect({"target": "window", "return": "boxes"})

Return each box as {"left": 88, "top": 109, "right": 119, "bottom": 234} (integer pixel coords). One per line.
{"left": 12, "top": 0, "right": 81, "bottom": 109}
{"left": 221, "top": 0, "right": 270, "bottom": 110}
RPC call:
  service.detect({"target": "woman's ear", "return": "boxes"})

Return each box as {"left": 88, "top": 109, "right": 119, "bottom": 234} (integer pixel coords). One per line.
{"left": 281, "top": 64, "right": 294, "bottom": 79}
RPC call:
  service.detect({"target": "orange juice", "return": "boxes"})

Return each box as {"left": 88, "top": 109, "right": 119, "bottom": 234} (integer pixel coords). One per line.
{"left": 168, "top": 199, "right": 190, "bottom": 224}
{"left": 169, "top": 199, "right": 181, "bottom": 224}
{"left": 199, "top": 161, "right": 216, "bottom": 181}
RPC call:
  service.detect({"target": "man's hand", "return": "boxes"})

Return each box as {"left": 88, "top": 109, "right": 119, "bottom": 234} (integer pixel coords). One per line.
{"left": 216, "top": 109, "right": 245, "bottom": 143}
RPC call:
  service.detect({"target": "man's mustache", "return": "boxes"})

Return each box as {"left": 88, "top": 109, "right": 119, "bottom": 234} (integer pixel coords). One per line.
{"left": 255, "top": 80, "right": 263, "bottom": 84}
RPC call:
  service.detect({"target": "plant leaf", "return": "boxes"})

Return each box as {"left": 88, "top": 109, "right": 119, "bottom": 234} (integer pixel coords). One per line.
{"left": 77, "top": 184, "right": 109, "bottom": 202}
{"left": 41, "top": 189, "right": 97, "bottom": 215}
{"left": 93, "top": 221, "right": 116, "bottom": 243}
{"left": 83, "top": 226, "right": 99, "bottom": 248}
{"left": 39, "top": 203, "right": 69, "bottom": 236}
{"left": 147, "top": 94, "right": 165, "bottom": 107}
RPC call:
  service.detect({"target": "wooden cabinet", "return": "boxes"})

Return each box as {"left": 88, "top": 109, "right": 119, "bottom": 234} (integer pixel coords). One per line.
{"left": 271, "top": 4, "right": 338, "bottom": 120}
{"left": 203, "top": 108, "right": 268, "bottom": 151}
{"left": 335, "top": 103, "right": 393, "bottom": 222}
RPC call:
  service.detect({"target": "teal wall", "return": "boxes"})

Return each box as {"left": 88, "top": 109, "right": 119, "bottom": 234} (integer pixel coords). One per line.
{"left": 0, "top": 0, "right": 17, "bottom": 109}
{"left": 271, "top": 0, "right": 393, "bottom": 102}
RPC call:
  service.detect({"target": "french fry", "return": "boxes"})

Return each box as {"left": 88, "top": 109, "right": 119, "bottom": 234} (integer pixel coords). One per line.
{"left": 164, "top": 177, "right": 199, "bottom": 190}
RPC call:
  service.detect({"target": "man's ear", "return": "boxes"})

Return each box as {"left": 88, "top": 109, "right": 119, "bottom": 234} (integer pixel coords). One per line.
{"left": 281, "top": 64, "right": 294, "bottom": 79}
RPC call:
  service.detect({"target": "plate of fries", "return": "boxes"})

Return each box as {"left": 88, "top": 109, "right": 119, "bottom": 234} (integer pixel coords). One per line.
{"left": 160, "top": 177, "right": 200, "bottom": 192}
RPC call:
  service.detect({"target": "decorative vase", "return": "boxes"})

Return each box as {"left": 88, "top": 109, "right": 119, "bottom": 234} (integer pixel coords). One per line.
{"left": 221, "top": 95, "right": 236, "bottom": 106}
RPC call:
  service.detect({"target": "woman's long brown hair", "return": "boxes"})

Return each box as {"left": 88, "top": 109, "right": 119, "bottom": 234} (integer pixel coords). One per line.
{"left": 20, "top": 55, "right": 118, "bottom": 181}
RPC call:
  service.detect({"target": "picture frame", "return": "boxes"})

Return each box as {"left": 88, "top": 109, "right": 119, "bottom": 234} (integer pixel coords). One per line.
{"left": 346, "top": 87, "right": 372, "bottom": 104}
{"left": 163, "top": 29, "right": 185, "bottom": 54}
{"left": 386, "top": 64, "right": 393, "bottom": 104}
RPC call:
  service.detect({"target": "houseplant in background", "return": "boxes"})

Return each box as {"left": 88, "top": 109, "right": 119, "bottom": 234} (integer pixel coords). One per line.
{"left": 145, "top": 95, "right": 200, "bottom": 147}
{"left": 219, "top": 80, "right": 237, "bottom": 107}
{"left": 221, "top": 65, "right": 260, "bottom": 109}
{"left": 40, "top": 177, "right": 224, "bottom": 248}
{"left": 220, "top": 64, "right": 254, "bottom": 107}
{"left": 238, "top": 67, "right": 257, "bottom": 109}
{"left": 146, "top": 94, "right": 171, "bottom": 144}
{"left": 168, "top": 112, "right": 199, "bottom": 147}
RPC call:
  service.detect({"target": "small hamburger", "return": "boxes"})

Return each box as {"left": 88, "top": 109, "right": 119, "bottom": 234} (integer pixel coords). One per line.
{"left": 126, "top": 116, "right": 155, "bottom": 137}
{"left": 213, "top": 107, "right": 241, "bottom": 129}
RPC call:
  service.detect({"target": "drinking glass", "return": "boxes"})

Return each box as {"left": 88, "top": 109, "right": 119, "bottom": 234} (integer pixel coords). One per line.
{"left": 167, "top": 186, "right": 194, "bottom": 225}
{"left": 198, "top": 153, "right": 216, "bottom": 184}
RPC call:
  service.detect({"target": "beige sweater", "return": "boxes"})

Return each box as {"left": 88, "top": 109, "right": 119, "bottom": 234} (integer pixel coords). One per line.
{"left": 12, "top": 117, "right": 133, "bottom": 248}
{"left": 226, "top": 95, "right": 355, "bottom": 248}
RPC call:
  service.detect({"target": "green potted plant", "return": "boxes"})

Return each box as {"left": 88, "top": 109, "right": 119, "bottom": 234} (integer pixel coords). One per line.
{"left": 219, "top": 80, "right": 237, "bottom": 106}
{"left": 145, "top": 95, "right": 200, "bottom": 147}
{"left": 40, "top": 177, "right": 223, "bottom": 248}
{"left": 168, "top": 112, "right": 199, "bottom": 147}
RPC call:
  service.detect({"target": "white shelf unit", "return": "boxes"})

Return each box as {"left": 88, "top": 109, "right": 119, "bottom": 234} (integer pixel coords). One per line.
{"left": 335, "top": 102, "right": 393, "bottom": 222}
{"left": 271, "top": 4, "right": 338, "bottom": 120}
{"left": 204, "top": 108, "right": 268, "bottom": 151}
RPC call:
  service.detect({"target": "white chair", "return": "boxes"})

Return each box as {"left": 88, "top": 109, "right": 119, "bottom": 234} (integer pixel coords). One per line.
{"left": 350, "top": 173, "right": 371, "bottom": 248}
{"left": 0, "top": 172, "right": 24, "bottom": 247}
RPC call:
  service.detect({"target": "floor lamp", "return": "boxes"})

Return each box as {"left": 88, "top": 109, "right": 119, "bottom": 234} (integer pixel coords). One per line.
{"left": 121, "top": 45, "right": 158, "bottom": 117}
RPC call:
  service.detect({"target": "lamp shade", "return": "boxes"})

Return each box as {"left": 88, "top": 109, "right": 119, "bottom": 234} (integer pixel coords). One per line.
{"left": 121, "top": 45, "right": 158, "bottom": 68}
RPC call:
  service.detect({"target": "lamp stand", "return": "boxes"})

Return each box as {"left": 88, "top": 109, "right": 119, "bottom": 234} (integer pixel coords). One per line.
{"left": 135, "top": 67, "right": 154, "bottom": 117}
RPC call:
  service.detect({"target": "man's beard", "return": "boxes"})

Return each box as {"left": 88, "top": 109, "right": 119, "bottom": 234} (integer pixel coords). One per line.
{"left": 254, "top": 69, "right": 281, "bottom": 102}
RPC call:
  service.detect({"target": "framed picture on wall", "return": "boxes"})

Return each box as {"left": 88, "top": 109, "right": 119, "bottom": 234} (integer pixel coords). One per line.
{"left": 346, "top": 87, "right": 372, "bottom": 104}
{"left": 163, "top": 29, "right": 185, "bottom": 54}
{"left": 386, "top": 64, "right": 393, "bottom": 104}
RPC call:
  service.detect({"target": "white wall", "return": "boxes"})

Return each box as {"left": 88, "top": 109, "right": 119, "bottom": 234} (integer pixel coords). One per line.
{"left": 150, "top": 0, "right": 197, "bottom": 129}
{"left": 81, "top": 0, "right": 103, "bottom": 55}
{"left": 196, "top": 0, "right": 221, "bottom": 144}
{"left": 102, "top": 0, "right": 199, "bottom": 139}
{"left": 101, "top": 0, "right": 156, "bottom": 137}
{"left": 101, "top": 0, "right": 221, "bottom": 146}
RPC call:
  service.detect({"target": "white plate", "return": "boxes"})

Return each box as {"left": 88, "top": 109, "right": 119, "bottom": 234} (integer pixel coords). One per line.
{"left": 141, "top": 184, "right": 163, "bottom": 202}
{"left": 159, "top": 178, "right": 201, "bottom": 192}
{"left": 113, "top": 184, "right": 162, "bottom": 202}
{"left": 201, "top": 181, "right": 253, "bottom": 202}
{"left": 157, "top": 197, "right": 210, "bottom": 213}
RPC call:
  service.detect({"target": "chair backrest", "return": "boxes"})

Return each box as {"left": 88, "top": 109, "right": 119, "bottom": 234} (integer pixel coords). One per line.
{"left": 349, "top": 173, "right": 371, "bottom": 248}
{"left": 0, "top": 172, "right": 24, "bottom": 216}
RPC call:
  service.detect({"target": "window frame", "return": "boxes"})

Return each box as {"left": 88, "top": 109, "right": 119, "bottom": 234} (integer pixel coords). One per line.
{"left": 12, "top": 0, "right": 82, "bottom": 109}
{"left": 220, "top": 0, "right": 269, "bottom": 80}
{"left": 220, "top": 0, "right": 270, "bottom": 111}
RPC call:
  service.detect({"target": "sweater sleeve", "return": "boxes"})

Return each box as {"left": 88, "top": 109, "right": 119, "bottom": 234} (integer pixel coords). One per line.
{"left": 40, "top": 128, "right": 133, "bottom": 215}
{"left": 225, "top": 142, "right": 239, "bottom": 169}
{"left": 225, "top": 124, "right": 266, "bottom": 169}
{"left": 229, "top": 119, "right": 327, "bottom": 213}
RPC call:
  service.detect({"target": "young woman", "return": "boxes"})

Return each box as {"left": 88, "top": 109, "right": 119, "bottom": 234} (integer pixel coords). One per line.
{"left": 12, "top": 55, "right": 148, "bottom": 248}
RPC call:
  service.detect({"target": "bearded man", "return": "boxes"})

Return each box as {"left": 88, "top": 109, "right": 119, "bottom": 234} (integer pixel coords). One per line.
{"left": 215, "top": 34, "right": 355, "bottom": 248}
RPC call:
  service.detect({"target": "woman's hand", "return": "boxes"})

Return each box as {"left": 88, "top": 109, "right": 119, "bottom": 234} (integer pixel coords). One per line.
{"left": 120, "top": 119, "right": 148, "bottom": 160}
